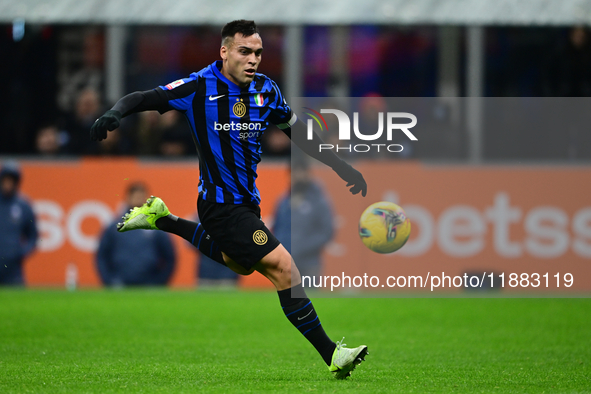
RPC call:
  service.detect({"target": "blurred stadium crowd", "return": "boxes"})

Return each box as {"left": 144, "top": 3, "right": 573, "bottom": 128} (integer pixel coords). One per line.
{"left": 1, "top": 25, "right": 591, "bottom": 159}
{"left": 1, "top": 19, "right": 590, "bottom": 288}
{"left": 0, "top": 157, "right": 332, "bottom": 287}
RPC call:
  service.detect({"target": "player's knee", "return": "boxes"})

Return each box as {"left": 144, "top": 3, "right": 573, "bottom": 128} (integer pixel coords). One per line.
{"left": 256, "top": 245, "right": 300, "bottom": 290}
{"left": 267, "top": 248, "right": 293, "bottom": 277}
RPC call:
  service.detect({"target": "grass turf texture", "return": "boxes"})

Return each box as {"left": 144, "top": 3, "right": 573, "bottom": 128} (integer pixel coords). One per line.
{"left": 0, "top": 290, "right": 589, "bottom": 393}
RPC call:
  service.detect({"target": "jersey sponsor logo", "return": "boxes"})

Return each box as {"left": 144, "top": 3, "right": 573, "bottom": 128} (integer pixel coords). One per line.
{"left": 253, "top": 229, "right": 268, "bottom": 245}
{"left": 238, "top": 131, "right": 262, "bottom": 140}
{"left": 165, "top": 79, "right": 186, "bottom": 90}
{"left": 214, "top": 121, "right": 263, "bottom": 132}
{"left": 254, "top": 93, "right": 264, "bottom": 106}
{"left": 209, "top": 94, "right": 225, "bottom": 101}
{"left": 233, "top": 99, "right": 247, "bottom": 117}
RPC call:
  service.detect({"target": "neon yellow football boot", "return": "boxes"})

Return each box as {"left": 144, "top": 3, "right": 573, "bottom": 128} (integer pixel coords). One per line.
{"left": 117, "top": 196, "right": 170, "bottom": 232}
{"left": 328, "top": 338, "right": 368, "bottom": 379}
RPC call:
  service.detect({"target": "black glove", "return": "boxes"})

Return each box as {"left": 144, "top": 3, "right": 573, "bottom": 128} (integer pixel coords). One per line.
{"left": 90, "top": 110, "right": 121, "bottom": 141}
{"left": 332, "top": 161, "right": 367, "bottom": 197}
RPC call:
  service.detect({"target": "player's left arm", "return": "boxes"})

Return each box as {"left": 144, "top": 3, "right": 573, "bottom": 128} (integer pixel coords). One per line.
{"left": 268, "top": 85, "right": 366, "bottom": 196}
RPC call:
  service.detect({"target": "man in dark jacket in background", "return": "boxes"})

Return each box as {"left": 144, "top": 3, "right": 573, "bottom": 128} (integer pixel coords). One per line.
{"left": 273, "top": 156, "right": 334, "bottom": 278}
{"left": 96, "top": 182, "right": 176, "bottom": 287}
{"left": 0, "top": 162, "right": 38, "bottom": 286}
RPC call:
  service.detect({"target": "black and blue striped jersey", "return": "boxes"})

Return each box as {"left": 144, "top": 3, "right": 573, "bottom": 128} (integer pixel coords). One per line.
{"left": 157, "top": 60, "right": 296, "bottom": 205}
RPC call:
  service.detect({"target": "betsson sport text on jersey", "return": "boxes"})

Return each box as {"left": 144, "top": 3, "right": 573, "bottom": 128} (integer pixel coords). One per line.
{"left": 214, "top": 121, "right": 264, "bottom": 140}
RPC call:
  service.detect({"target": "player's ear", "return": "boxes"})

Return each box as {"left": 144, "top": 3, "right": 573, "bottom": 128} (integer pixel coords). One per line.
{"left": 220, "top": 45, "right": 227, "bottom": 60}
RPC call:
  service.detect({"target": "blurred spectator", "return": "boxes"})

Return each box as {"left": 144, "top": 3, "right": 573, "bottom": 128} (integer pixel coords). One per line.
{"left": 194, "top": 216, "right": 239, "bottom": 288}
{"left": 544, "top": 26, "right": 591, "bottom": 96}
{"left": 273, "top": 156, "right": 334, "bottom": 278}
{"left": 543, "top": 27, "right": 591, "bottom": 159}
{"left": 198, "top": 256, "right": 239, "bottom": 287}
{"left": 0, "top": 25, "right": 58, "bottom": 154}
{"left": 64, "top": 87, "right": 132, "bottom": 155}
{"left": 261, "top": 126, "right": 291, "bottom": 157}
{"left": 158, "top": 111, "right": 195, "bottom": 157}
{"left": 96, "top": 182, "right": 176, "bottom": 287}
{"left": 35, "top": 124, "right": 68, "bottom": 156}
{"left": 0, "top": 162, "right": 38, "bottom": 286}
{"left": 357, "top": 94, "right": 413, "bottom": 159}
{"left": 58, "top": 29, "right": 104, "bottom": 112}
{"left": 96, "top": 130, "right": 127, "bottom": 156}
{"left": 133, "top": 110, "right": 194, "bottom": 156}
{"left": 64, "top": 87, "right": 105, "bottom": 154}
{"left": 135, "top": 111, "right": 163, "bottom": 155}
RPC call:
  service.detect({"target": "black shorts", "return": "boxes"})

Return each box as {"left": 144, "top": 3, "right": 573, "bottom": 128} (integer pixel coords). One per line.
{"left": 197, "top": 194, "right": 281, "bottom": 270}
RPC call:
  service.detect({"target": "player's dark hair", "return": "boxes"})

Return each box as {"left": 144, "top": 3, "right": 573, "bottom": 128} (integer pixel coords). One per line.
{"left": 221, "top": 20, "right": 259, "bottom": 46}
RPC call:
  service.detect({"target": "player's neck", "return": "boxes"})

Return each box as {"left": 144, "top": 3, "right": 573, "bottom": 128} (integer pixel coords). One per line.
{"left": 220, "top": 64, "right": 248, "bottom": 88}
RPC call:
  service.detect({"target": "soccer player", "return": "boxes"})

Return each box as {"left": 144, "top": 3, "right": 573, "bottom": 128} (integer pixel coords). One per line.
{"left": 90, "top": 20, "right": 368, "bottom": 379}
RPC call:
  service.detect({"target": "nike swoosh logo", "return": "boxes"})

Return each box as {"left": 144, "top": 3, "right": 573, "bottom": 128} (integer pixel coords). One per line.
{"left": 209, "top": 94, "right": 225, "bottom": 101}
{"left": 298, "top": 309, "right": 314, "bottom": 321}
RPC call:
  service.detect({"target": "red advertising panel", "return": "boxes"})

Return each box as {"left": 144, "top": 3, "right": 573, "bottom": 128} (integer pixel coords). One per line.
{"left": 20, "top": 158, "right": 288, "bottom": 288}
{"left": 17, "top": 159, "right": 591, "bottom": 293}
{"left": 312, "top": 162, "right": 591, "bottom": 294}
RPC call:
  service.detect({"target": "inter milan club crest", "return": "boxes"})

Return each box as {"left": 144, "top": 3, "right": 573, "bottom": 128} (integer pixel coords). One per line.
{"left": 254, "top": 93, "right": 264, "bottom": 106}
{"left": 253, "top": 230, "right": 268, "bottom": 245}
{"left": 233, "top": 98, "right": 246, "bottom": 117}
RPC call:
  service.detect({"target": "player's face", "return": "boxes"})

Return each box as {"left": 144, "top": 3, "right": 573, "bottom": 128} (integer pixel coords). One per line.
{"left": 220, "top": 33, "right": 263, "bottom": 87}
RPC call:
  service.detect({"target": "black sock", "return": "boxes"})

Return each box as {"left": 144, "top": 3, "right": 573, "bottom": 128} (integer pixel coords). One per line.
{"left": 156, "top": 215, "right": 226, "bottom": 266}
{"left": 278, "top": 283, "right": 336, "bottom": 365}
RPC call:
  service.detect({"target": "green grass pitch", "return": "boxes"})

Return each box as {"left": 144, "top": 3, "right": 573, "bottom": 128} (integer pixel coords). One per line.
{"left": 0, "top": 290, "right": 589, "bottom": 393}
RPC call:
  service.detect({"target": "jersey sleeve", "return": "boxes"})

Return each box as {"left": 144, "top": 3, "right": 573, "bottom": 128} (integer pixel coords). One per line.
{"left": 157, "top": 75, "right": 199, "bottom": 112}
{"left": 267, "top": 81, "right": 298, "bottom": 130}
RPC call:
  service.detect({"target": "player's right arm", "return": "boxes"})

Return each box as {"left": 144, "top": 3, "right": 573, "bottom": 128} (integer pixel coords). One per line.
{"left": 90, "top": 76, "right": 197, "bottom": 141}
{"left": 89, "top": 89, "right": 169, "bottom": 141}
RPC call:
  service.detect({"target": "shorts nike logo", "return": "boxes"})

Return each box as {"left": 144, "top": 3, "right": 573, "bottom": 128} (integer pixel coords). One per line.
{"left": 209, "top": 94, "right": 225, "bottom": 101}
{"left": 297, "top": 309, "right": 313, "bottom": 320}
